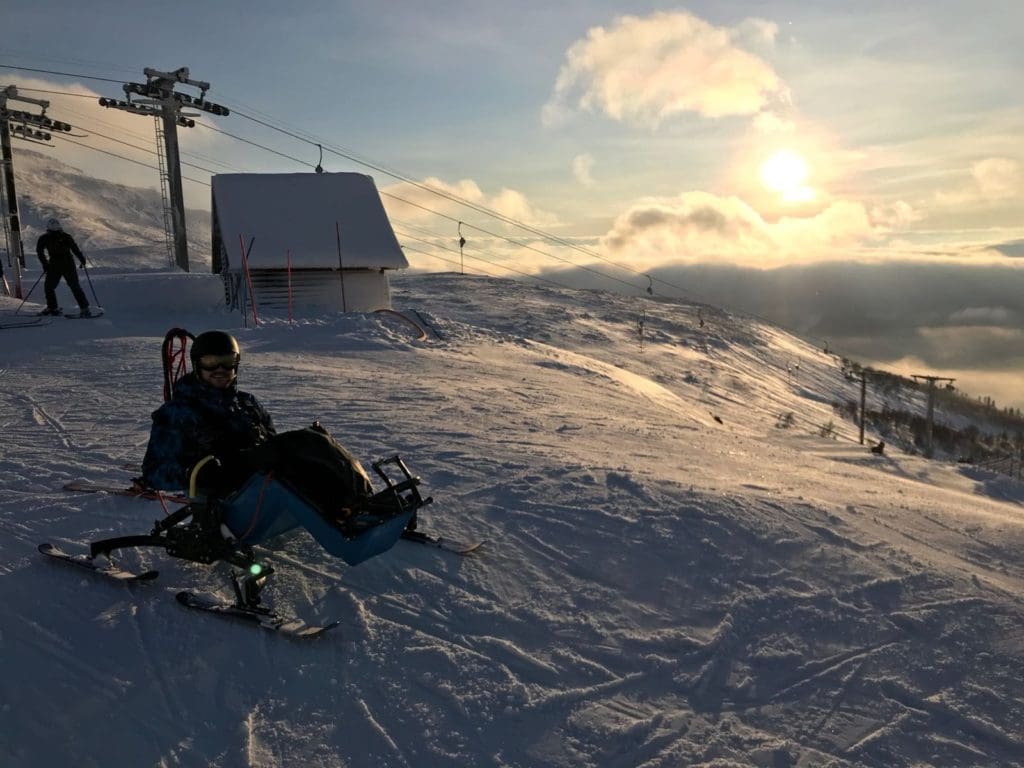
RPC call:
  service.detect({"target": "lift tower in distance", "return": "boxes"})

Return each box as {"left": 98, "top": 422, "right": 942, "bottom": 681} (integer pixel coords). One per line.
{"left": 0, "top": 85, "right": 74, "bottom": 298}
{"left": 912, "top": 374, "right": 956, "bottom": 459}
{"left": 100, "top": 67, "right": 229, "bottom": 272}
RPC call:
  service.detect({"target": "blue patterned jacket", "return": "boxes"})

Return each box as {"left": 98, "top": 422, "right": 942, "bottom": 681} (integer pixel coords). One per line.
{"left": 141, "top": 372, "right": 276, "bottom": 490}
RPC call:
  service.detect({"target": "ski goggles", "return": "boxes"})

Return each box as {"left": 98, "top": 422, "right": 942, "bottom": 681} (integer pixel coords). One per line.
{"left": 196, "top": 353, "right": 240, "bottom": 372}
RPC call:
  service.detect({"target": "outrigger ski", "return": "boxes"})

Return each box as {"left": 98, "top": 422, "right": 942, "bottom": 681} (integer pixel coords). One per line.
{"left": 176, "top": 591, "right": 340, "bottom": 638}
{"left": 63, "top": 480, "right": 190, "bottom": 504}
{"left": 0, "top": 318, "right": 51, "bottom": 329}
{"left": 38, "top": 542, "right": 158, "bottom": 581}
{"left": 39, "top": 543, "right": 334, "bottom": 635}
{"left": 400, "top": 529, "right": 484, "bottom": 555}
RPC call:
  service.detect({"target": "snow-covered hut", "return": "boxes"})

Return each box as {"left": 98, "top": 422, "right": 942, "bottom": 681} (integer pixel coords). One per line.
{"left": 210, "top": 172, "right": 408, "bottom": 314}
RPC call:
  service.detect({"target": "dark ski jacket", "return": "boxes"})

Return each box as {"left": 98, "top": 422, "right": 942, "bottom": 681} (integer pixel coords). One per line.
{"left": 141, "top": 372, "right": 276, "bottom": 490}
{"left": 36, "top": 230, "right": 84, "bottom": 271}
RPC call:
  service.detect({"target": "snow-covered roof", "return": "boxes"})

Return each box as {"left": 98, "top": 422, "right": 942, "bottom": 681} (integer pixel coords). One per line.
{"left": 211, "top": 172, "right": 408, "bottom": 270}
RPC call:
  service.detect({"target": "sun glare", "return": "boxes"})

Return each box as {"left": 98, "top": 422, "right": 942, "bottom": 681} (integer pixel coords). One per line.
{"left": 759, "top": 149, "right": 815, "bottom": 202}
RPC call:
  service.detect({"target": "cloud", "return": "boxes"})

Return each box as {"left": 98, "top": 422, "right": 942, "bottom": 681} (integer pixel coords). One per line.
{"left": 752, "top": 111, "right": 796, "bottom": 135}
{"left": 599, "top": 190, "right": 881, "bottom": 268}
{"left": 543, "top": 11, "right": 788, "bottom": 128}
{"left": 990, "top": 239, "right": 1024, "bottom": 258}
{"left": 972, "top": 157, "right": 1022, "bottom": 200}
{"left": 868, "top": 200, "right": 923, "bottom": 230}
{"left": 947, "top": 306, "right": 1017, "bottom": 325}
{"left": 572, "top": 154, "right": 596, "bottom": 186}
{"left": 733, "top": 17, "right": 780, "bottom": 48}
{"left": 892, "top": 325, "right": 1024, "bottom": 371}
{"left": 4, "top": 78, "right": 157, "bottom": 188}
{"left": 489, "top": 188, "right": 559, "bottom": 226}
{"left": 380, "top": 176, "right": 558, "bottom": 228}
{"left": 936, "top": 157, "right": 1023, "bottom": 206}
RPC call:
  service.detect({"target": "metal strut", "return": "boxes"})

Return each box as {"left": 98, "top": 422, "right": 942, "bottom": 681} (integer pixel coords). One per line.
{"left": 88, "top": 500, "right": 274, "bottom": 609}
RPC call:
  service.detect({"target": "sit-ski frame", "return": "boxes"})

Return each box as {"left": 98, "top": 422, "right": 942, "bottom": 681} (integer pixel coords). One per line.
{"left": 85, "top": 455, "right": 432, "bottom": 610}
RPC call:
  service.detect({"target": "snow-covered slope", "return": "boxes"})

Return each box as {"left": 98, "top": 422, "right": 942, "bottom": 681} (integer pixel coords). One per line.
{"left": 1, "top": 269, "right": 1023, "bottom": 767}
{"left": 8, "top": 149, "right": 210, "bottom": 269}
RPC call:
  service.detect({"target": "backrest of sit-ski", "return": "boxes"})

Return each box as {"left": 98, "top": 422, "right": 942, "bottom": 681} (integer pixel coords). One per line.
{"left": 162, "top": 327, "right": 195, "bottom": 401}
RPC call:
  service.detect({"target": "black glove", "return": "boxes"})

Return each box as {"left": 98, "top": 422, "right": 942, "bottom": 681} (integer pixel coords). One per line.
{"left": 216, "top": 450, "right": 256, "bottom": 488}
{"left": 39, "top": 258, "right": 49, "bottom": 272}
{"left": 242, "top": 440, "right": 282, "bottom": 473}
{"left": 78, "top": 257, "right": 86, "bottom": 268}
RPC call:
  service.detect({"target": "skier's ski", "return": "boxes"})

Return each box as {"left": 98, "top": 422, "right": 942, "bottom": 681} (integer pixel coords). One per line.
{"left": 0, "top": 318, "right": 51, "bottom": 329}
{"left": 38, "top": 542, "right": 159, "bottom": 581}
{"left": 63, "top": 481, "right": 189, "bottom": 505}
{"left": 400, "top": 529, "right": 484, "bottom": 554}
{"left": 65, "top": 308, "right": 105, "bottom": 319}
{"left": 175, "top": 591, "right": 339, "bottom": 638}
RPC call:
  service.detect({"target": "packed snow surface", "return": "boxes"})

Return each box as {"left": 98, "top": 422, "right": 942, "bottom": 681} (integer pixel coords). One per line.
{"left": 1, "top": 269, "right": 1023, "bottom": 767}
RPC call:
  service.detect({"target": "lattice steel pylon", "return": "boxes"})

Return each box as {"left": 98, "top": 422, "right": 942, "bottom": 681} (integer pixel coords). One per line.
{"left": 0, "top": 165, "right": 11, "bottom": 295}
{"left": 153, "top": 117, "right": 175, "bottom": 268}
{"left": 99, "top": 67, "right": 229, "bottom": 272}
{"left": 1, "top": 84, "right": 74, "bottom": 297}
{"left": 0, "top": 165, "right": 11, "bottom": 265}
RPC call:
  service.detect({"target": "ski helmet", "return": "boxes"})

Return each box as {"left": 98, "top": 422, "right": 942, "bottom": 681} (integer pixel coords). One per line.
{"left": 190, "top": 330, "right": 241, "bottom": 371}
{"left": 46, "top": 217, "right": 62, "bottom": 232}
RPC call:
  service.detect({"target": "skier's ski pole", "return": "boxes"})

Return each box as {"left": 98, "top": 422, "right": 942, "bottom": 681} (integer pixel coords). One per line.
{"left": 14, "top": 271, "right": 44, "bottom": 315}
{"left": 82, "top": 263, "right": 103, "bottom": 309}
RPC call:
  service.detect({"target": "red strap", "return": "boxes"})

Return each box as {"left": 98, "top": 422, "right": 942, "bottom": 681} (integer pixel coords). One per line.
{"left": 161, "top": 328, "right": 194, "bottom": 401}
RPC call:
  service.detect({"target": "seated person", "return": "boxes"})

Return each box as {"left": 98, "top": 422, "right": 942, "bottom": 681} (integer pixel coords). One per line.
{"left": 142, "top": 330, "right": 275, "bottom": 494}
{"left": 141, "top": 330, "right": 374, "bottom": 516}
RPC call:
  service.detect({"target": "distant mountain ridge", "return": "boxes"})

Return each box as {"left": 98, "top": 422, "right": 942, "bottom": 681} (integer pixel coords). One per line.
{"left": 7, "top": 148, "right": 211, "bottom": 270}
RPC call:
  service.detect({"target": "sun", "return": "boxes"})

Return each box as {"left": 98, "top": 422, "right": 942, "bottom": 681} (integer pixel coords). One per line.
{"left": 759, "top": 149, "right": 815, "bottom": 202}
{"left": 760, "top": 149, "right": 808, "bottom": 193}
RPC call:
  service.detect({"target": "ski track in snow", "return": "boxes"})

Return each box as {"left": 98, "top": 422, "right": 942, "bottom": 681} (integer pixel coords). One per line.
{"left": 1, "top": 271, "right": 1023, "bottom": 766}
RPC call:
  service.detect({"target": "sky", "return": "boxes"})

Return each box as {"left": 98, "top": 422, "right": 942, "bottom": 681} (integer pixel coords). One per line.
{"left": 2, "top": 1, "right": 1023, "bottom": 401}
{"left": 3, "top": 269, "right": 1024, "bottom": 766}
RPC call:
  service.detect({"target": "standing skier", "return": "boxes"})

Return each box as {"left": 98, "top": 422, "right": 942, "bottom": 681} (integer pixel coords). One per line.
{"left": 35, "top": 217, "right": 91, "bottom": 317}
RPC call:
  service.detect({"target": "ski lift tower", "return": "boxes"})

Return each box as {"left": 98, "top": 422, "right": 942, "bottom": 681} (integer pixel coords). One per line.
{"left": 912, "top": 374, "right": 956, "bottom": 458}
{"left": 99, "top": 67, "right": 229, "bottom": 272}
{"left": 0, "top": 85, "right": 73, "bottom": 298}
